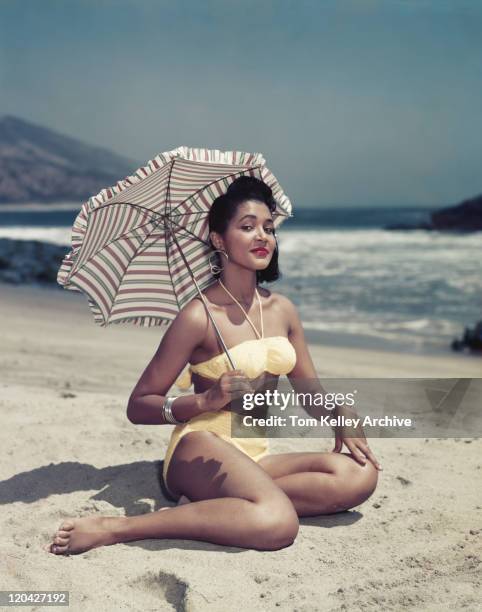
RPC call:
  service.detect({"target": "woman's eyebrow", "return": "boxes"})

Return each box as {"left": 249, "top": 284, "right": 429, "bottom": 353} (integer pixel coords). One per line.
{"left": 238, "top": 214, "right": 274, "bottom": 223}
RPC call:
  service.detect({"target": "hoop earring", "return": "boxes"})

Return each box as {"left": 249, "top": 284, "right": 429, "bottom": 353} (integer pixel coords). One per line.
{"left": 209, "top": 249, "right": 229, "bottom": 275}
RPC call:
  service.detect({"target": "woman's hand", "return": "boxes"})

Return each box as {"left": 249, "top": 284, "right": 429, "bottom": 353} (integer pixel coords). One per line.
{"left": 332, "top": 405, "right": 383, "bottom": 471}
{"left": 203, "top": 370, "right": 254, "bottom": 412}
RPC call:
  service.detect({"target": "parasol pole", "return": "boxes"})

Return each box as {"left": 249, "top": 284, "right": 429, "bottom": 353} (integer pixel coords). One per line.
{"left": 167, "top": 226, "right": 237, "bottom": 371}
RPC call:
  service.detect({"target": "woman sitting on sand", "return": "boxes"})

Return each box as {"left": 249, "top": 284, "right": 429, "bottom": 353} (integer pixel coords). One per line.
{"left": 47, "top": 177, "right": 381, "bottom": 555}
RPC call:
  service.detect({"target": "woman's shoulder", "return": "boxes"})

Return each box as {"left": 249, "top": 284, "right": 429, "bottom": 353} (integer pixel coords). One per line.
{"left": 261, "top": 288, "right": 295, "bottom": 310}
{"left": 259, "top": 289, "right": 298, "bottom": 328}
{"left": 176, "top": 285, "right": 224, "bottom": 325}
{"left": 175, "top": 293, "right": 210, "bottom": 327}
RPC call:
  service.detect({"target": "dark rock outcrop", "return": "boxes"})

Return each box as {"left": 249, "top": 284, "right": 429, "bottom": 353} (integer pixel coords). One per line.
{"left": 0, "top": 115, "right": 138, "bottom": 203}
{"left": 0, "top": 238, "right": 68, "bottom": 285}
{"left": 386, "top": 194, "right": 482, "bottom": 232}
{"left": 430, "top": 195, "right": 482, "bottom": 232}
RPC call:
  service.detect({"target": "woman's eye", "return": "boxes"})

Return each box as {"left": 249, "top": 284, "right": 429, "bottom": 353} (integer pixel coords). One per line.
{"left": 241, "top": 226, "right": 275, "bottom": 234}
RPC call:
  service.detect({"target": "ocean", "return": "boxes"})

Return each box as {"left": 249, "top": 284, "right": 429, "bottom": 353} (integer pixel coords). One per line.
{"left": 0, "top": 205, "right": 480, "bottom": 354}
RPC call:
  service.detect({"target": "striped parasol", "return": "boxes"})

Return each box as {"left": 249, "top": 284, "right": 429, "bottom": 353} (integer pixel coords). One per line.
{"left": 58, "top": 146, "right": 292, "bottom": 363}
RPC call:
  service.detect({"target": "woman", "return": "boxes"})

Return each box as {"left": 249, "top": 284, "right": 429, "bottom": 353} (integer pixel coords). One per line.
{"left": 46, "top": 177, "right": 380, "bottom": 555}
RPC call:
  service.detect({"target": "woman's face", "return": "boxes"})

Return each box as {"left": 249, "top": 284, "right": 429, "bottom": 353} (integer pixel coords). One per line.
{"left": 213, "top": 199, "right": 276, "bottom": 272}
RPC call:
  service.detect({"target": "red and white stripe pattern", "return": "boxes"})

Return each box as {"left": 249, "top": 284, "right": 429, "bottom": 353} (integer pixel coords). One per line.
{"left": 58, "top": 147, "right": 292, "bottom": 327}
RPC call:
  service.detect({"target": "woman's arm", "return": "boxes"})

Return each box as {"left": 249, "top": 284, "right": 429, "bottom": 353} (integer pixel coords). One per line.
{"left": 281, "top": 295, "right": 382, "bottom": 470}
{"left": 281, "top": 294, "right": 326, "bottom": 400}
{"left": 127, "top": 299, "right": 210, "bottom": 425}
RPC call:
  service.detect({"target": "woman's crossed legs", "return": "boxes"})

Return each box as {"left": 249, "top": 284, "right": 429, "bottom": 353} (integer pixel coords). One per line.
{"left": 257, "top": 449, "right": 379, "bottom": 517}
{"left": 46, "top": 431, "right": 377, "bottom": 555}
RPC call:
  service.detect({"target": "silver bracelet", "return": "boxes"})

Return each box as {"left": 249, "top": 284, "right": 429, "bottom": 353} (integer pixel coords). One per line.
{"left": 162, "top": 396, "right": 184, "bottom": 425}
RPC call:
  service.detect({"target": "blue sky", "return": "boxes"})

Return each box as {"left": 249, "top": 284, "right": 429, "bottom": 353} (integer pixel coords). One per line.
{"left": 1, "top": 0, "right": 481, "bottom": 207}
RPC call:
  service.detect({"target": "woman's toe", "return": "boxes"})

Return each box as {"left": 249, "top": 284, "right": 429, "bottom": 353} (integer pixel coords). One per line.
{"left": 54, "top": 535, "right": 69, "bottom": 545}
{"left": 52, "top": 543, "right": 69, "bottom": 555}
{"left": 58, "top": 530, "right": 71, "bottom": 538}
{"left": 60, "top": 520, "right": 75, "bottom": 531}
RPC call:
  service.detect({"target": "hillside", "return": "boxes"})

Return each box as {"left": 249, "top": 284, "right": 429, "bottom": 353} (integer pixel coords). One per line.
{"left": 0, "top": 115, "right": 138, "bottom": 203}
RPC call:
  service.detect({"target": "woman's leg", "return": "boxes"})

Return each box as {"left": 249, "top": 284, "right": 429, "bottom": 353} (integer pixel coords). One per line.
{"left": 257, "top": 451, "right": 379, "bottom": 517}
{"left": 46, "top": 431, "right": 299, "bottom": 555}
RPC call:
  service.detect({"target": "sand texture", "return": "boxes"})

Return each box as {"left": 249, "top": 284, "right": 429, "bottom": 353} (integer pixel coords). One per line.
{"left": 0, "top": 284, "right": 481, "bottom": 611}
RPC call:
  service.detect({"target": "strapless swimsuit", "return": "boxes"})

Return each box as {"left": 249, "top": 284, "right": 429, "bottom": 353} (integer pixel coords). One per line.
{"left": 162, "top": 282, "right": 297, "bottom": 500}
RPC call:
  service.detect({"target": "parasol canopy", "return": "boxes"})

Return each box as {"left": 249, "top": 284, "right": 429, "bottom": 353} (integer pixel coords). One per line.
{"left": 58, "top": 146, "right": 292, "bottom": 329}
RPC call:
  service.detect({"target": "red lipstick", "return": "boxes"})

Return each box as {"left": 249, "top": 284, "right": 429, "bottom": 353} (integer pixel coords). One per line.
{"left": 251, "top": 247, "right": 269, "bottom": 255}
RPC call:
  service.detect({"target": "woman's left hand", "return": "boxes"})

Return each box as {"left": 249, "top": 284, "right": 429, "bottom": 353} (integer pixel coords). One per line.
{"left": 332, "top": 405, "right": 383, "bottom": 470}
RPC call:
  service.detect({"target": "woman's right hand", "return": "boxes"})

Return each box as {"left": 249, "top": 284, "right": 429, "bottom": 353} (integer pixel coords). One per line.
{"left": 202, "top": 369, "right": 254, "bottom": 411}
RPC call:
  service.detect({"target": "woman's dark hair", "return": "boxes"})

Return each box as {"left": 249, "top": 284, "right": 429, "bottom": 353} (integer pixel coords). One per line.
{"left": 208, "top": 176, "right": 281, "bottom": 283}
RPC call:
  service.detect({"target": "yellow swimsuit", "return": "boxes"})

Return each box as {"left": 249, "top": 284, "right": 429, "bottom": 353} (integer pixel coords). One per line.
{"left": 162, "top": 284, "right": 297, "bottom": 500}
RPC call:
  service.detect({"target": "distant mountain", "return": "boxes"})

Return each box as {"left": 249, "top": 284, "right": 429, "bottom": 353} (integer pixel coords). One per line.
{"left": 0, "top": 115, "right": 139, "bottom": 204}
{"left": 386, "top": 193, "right": 482, "bottom": 232}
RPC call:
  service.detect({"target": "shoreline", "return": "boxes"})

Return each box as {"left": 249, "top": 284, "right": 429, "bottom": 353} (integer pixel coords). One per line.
{"left": 303, "top": 325, "right": 468, "bottom": 358}
{"left": 1, "top": 281, "right": 480, "bottom": 374}
{"left": 0, "top": 283, "right": 482, "bottom": 387}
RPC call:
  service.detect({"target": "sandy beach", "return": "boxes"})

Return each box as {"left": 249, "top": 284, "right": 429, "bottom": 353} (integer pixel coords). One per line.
{"left": 1, "top": 283, "right": 481, "bottom": 611}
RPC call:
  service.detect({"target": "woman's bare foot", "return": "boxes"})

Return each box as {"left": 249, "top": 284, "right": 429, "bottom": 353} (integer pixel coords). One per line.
{"left": 45, "top": 499, "right": 192, "bottom": 555}
{"left": 44, "top": 516, "right": 124, "bottom": 555}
